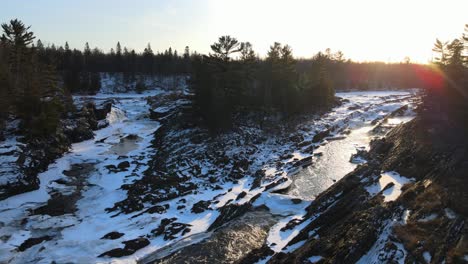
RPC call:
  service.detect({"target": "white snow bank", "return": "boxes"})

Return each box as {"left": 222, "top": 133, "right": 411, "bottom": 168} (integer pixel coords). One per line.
{"left": 366, "top": 171, "right": 414, "bottom": 202}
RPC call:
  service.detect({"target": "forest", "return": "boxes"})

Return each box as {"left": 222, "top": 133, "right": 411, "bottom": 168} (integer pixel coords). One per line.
{"left": 0, "top": 19, "right": 467, "bottom": 135}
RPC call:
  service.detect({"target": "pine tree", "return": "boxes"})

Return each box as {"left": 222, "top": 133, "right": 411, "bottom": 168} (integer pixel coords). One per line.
{"left": 210, "top": 36, "right": 244, "bottom": 61}
{"left": 1, "top": 19, "right": 35, "bottom": 94}
{"left": 115, "top": 41, "right": 123, "bottom": 72}
{"left": 143, "top": 43, "right": 154, "bottom": 73}
{"left": 240, "top": 42, "right": 256, "bottom": 62}
{"left": 432, "top": 39, "right": 449, "bottom": 65}
{"left": 446, "top": 39, "right": 464, "bottom": 66}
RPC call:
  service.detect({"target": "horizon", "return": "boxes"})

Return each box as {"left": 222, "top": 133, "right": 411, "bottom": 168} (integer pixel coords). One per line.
{"left": 2, "top": 0, "right": 467, "bottom": 63}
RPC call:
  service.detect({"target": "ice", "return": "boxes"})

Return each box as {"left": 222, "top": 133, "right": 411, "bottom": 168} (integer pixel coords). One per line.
{"left": 366, "top": 171, "right": 414, "bottom": 202}
{"left": 289, "top": 90, "right": 417, "bottom": 200}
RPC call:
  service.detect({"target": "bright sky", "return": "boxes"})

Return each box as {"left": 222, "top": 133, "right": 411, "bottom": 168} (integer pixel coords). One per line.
{"left": 1, "top": 0, "right": 466, "bottom": 63}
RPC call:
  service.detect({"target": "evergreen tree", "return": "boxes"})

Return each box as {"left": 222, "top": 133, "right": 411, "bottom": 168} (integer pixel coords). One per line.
{"left": 210, "top": 35, "right": 244, "bottom": 61}
{"left": 432, "top": 39, "right": 449, "bottom": 65}
{"left": 446, "top": 39, "right": 464, "bottom": 67}
{"left": 115, "top": 41, "right": 123, "bottom": 72}
{"left": 143, "top": 43, "right": 154, "bottom": 73}
{"left": 1, "top": 19, "right": 67, "bottom": 137}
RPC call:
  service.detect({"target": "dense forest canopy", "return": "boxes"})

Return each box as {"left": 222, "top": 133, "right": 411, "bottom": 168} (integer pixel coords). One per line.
{"left": 0, "top": 19, "right": 467, "bottom": 134}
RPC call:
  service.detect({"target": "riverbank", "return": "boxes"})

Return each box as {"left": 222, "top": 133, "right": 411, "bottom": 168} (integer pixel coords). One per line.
{"left": 264, "top": 116, "right": 468, "bottom": 263}
{"left": 0, "top": 89, "right": 422, "bottom": 263}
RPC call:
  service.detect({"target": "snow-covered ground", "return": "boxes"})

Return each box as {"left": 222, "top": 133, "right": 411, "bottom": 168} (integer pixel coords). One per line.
{"left": 0, "top": 90, "right": 163, "bottom": 263}
{"left": 0, "top": 89, "right": 419, "bottom": 263}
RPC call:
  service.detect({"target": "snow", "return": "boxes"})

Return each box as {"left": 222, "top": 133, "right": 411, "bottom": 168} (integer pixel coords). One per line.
{"left": 308, "top": 256, "right": 323, "bottom": 263}
{"left": 423, "top": 251, "right": 432, "bottom": 263}
{"left": 0, "top": 91, "right": 164, "bottom": 263}
{"left": 365, "top": 171, "right": 414, "bottom": 202}
{"left": 444, "top": 208, "right": 457, "bottom": 219}
{"left": 0, "top": 89, "right": 419, "bottom": 263}
{"left": 418, "top": 213, "right": 438, "bottom": 222}
{"left": 253, "top": 193, "right": 311, "bottom": 252}
{"left": 402, "top": 209, "right": 411, "bottom": 224}
{"left": 357, "top": 211, "right": 409, "bottom": 264}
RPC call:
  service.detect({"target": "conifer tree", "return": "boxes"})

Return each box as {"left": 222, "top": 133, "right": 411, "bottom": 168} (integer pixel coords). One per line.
{"left": 432, "top": 39, "right": 449, "bottom": 65}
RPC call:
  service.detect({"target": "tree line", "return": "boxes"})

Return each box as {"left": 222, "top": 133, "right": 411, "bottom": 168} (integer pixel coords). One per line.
{"left": 35, "top": 40, "right": 193, "bottom": 94}
{"left": 3, "top": 18, "right": 462, "bottom": 138}
{"left": 422, "top": 24, "right": 468, "bottom": 126}
{"left": 191, "top": 36, "right": 337, "bottom": 130}
{"left": 0, "top": 19, "right": 68, "bottom": 138}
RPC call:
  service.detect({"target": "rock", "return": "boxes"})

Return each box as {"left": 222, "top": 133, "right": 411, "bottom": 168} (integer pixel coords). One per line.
{"left": 149, "top": 210, "right": 276, "bottom": 264}
{"left": 98, "top": 237, "right": 150, "bottom": 258}
{"left": 236, "top": 191, "right": 247, "bottom": 200}
{"left": 151, "top": 218, "right": 191, "bottom": 240}
{"left": 291, "top": 198, "right": 303, "bottom": 204}
{"left": 264, "top": 178, "right": 288, "bottom": 191}
{"left": 312, "top": 129, "right": 330, "bottom": 143}
{"left": 101, "top": 232, "right": 124, "bottom": 240}
{"left": 125, "top": 134, "right": 139, "bottom": 140}
{"left": 191, "top": 200, "right": 211, "bottom": 214}
{"left": 149, "top": 109, "right": 171, "bottom": 120}
{"left": 18, "top": 236, "right": 53, "bottom": 252}
{"left": 147, "top": 204, "right": 169, "bottom": 214}
{"left": 122, "top": 237, "right": 150, "bottom": 252}
{"left": 117, "top": 161, "right": 130, "bottom": 170}
{"left": 293, "top": 156, "right": 312, "bottom": 168}
{"left": 209, "top": 203, "right": 252, "bottom": 231}
{"left": 94, "top": 101, "right": 113, "bottom": 120}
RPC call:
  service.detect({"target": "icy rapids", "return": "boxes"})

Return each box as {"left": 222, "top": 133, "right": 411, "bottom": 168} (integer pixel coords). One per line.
{"left": 0, "top": 89, "right": 418, "bottom": 263}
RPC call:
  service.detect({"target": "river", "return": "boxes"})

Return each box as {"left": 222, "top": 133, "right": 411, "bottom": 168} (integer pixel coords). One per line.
{"left": 0, "top": 89, "right": 418, "bottom": 263}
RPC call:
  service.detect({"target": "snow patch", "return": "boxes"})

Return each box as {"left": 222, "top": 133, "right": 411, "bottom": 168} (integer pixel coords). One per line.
{"left": 308, "top": 256, "right": 323, "bottom": 263}
{"left": 423, "top": 251, "right": 432, "bottom": 263}
{"left": 366, "top": 171, "right": 414, "bottom": 202}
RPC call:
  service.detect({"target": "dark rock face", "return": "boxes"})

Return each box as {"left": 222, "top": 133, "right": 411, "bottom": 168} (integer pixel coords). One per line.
{"left": 99, "top": 237, "right": 150, "bottom": 258}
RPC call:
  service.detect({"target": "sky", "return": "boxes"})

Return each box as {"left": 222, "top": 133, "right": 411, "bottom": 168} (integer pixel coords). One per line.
{"left": 1, "top": 0, "right": 467, "bottom": 63}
